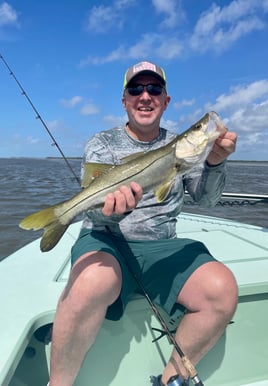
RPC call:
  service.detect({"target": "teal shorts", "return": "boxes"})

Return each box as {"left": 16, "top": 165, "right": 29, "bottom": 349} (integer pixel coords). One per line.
{"left": 71, "top": 229, "right": 216, "bottom": 321}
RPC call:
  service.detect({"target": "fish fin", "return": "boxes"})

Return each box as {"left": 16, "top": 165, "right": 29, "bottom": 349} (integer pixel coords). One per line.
{"left": 82, "top": 162, "right": 114, "bottom": 188}
{"left": 40, "top": 221, "right": 68, "bottom": 252}
{"left": 155, "top": 171, "right": 178, "bottom": 202}
{"left": 155, "top": 180, "right": 174, "bottom": 202}
{"left": 19, "top": 206, "right": 69, "bottom": 252}
{"left": 19, "top": 206, "right": 58, "bottom": 230}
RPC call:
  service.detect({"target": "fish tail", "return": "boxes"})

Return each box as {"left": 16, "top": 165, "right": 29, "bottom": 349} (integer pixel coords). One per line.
{"left": 40, "top": 220, "right": 68, "bottom": 252}
{"left": 19, "top": 206, "right": 58, "bottom": 230}
{"left": 19, "top": 206, "right": 69, "bottom": 252}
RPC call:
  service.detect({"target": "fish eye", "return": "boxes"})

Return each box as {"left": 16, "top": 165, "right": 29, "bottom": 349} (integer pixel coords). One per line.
{"left": 194, "top": 123, "right": 202, "bottom": 130}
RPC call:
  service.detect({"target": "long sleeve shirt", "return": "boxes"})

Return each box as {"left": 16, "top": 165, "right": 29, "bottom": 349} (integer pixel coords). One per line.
{"left": 80, "top": 125, "right": 226, "bottom": 240}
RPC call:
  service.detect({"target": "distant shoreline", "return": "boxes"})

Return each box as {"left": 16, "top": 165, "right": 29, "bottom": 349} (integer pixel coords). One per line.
{"left": 46, "top": 157, "right": 82, "bottom": 160}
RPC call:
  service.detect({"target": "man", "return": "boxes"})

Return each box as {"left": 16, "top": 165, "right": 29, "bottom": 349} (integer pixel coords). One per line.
{"left": 49, "top": 61, "right": 238, "bottom": 386}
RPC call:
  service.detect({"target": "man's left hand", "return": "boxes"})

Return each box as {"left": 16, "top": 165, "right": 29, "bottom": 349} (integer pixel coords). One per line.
{"left": 206, "top": 131, "right": 237, "bottom": 166}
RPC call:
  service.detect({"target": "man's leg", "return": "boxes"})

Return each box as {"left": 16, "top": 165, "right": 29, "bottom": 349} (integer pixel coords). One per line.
{"left": 161, "top": 261, "right": 238, "bottom": 384}
{"left": 49, "top": 251, "right": 122, "bottom": 386}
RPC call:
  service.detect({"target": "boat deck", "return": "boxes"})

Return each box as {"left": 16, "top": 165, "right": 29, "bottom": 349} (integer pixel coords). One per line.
{"left": 1, "top": 213, "right": 268, "bottom": 386}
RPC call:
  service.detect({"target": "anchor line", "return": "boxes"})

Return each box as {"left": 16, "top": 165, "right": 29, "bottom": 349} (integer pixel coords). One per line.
{"left": 0, "top": 53, "right": 80, "bottom": 186}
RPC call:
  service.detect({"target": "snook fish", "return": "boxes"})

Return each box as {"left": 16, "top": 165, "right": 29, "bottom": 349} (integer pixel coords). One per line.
{"left": 19, "top": 111, "right": 226, "bottom": 252}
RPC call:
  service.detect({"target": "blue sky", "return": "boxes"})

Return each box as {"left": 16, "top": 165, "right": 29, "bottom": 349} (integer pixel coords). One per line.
{"left": 0, "top": 0, "right": 268, "bottom": 160}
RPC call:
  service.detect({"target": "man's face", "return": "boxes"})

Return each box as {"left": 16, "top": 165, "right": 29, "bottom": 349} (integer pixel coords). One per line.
{"left": 122, "top": 74, "right": 170, "bottom": 134}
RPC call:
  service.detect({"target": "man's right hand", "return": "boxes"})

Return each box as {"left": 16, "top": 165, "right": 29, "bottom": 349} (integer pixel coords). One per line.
{"left": 102, "top": 181, "right": 143, "bottom": 216}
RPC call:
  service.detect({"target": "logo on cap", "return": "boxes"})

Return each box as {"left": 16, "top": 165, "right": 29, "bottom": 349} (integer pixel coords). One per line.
{"left": 132, "top": 62, "right": 157, "bottom": 74}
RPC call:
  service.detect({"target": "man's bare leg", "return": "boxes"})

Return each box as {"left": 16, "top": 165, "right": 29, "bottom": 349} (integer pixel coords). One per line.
{"left": 49, "top": 251, "right": 122, "bottom": 386}
{"left": 161, "top": 261, "right": 238, "bottom": 384}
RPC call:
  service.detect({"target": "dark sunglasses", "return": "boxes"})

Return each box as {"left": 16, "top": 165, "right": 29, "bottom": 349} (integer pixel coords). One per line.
{"left": 126, "top": 83, "right": 164, "bottom": 96}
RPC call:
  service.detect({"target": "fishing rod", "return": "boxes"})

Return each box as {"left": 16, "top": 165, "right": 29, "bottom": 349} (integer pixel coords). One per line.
{"left": 111, "top": 231, "right": 204, "bottom": 386}
{"left": 0, "top": 53, "right": 80, "bottom": 186}
{"left": 126, "top": 257, "right": 203, "bottom": 386}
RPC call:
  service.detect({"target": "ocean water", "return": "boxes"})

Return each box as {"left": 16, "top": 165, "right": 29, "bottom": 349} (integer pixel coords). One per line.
{"left": 0, "top": 158, "right": 267, "bottom": 261}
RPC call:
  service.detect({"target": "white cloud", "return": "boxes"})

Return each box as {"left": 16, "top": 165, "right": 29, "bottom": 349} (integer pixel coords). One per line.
{"left": 85, "top": 0, "right": 183, "bottom": 34}
{"left": 85, "top": 0, "right": 135, "bottom": 33}
{"left": 80, "top": 103, "right": 99, "bottom": 116}
{"left": 201, "top": 80, "right": 268, "bottom": 157}
{"left": 79, "top": 33, "right": 182, "bottom": 66}
{"left": 176, "top": 108, "right": 203, "bottom": 129}
{"left": 203, "top": 80, "right": 268, "bottom": 156}
{"left": 190, "top": 0, "right": 266, "bottom": 53}
{"left": 60, "top": 96, "right": 83, "bottom": 108}
{"left": 80, "top": 0, "right": 267, "bottom": 65}
{"left": 26, "top": 135, "right": 39, "bottom": 145}
{"left": 114, "top": 0, "right": 136, "bottom": 9}
{"left": 47, "top": 119, "right": 66, "bottom": 133}
{"left": 0, "top": 2, "right": 18, "bottom": 26}
{"left": 174, "top": 98, "right": 195, "bottom": 110}
{"left": 152, "top": 0, "right": 185, "bottom": 28}
{"left": 103, "top": 113, "right": 127, "bottom": 127}
{"left": 206, "top": 80, "right": 268, "bottom": 112}
{"left": 226, "top": 100, "right": 268, "bottom": 133}
{"left": 155, "top": 37, "right": 183, "bottom": 59}
{"left": 86, "top": 5, "right": 120, "bottom": 33}
{"left": 160, "top": 117, "right": 178, "bottom": 132}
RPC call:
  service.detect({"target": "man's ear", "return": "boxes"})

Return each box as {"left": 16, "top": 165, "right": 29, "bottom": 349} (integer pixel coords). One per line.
{"left": 122, "top": 96, "right": 127, "bottom": 110}
{"left": 164, "top": 95, "right": 171, "bottom": 110}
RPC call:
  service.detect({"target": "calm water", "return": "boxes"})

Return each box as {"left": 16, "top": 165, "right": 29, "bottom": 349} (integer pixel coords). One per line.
{"left": 0, "top": 158, "right": 268, "bottom": 261}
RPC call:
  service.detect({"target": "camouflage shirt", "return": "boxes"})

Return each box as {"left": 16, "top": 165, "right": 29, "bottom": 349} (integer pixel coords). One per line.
{"left": 81, "top": 125, "right": 226, "bottom": 240}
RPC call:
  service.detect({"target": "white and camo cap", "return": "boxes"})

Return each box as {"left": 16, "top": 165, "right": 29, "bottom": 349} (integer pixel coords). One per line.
{"left": 123, "top": 61, "right": 167, "bottom": 88}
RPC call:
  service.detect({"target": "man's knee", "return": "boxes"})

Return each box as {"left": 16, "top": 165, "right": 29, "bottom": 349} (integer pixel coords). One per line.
{"left": 178, "top": 261, "right": 238, "bottom": 317}
{"left": 65, "top": 251, "right": 122, "bottom": 308}
{"left": 201, "top": 262, "right": 238, "bottom": 319}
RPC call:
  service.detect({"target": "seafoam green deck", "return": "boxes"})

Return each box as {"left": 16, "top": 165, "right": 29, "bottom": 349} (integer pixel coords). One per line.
{"left": 1, "top": 213, "right": 268, "bottom": 386}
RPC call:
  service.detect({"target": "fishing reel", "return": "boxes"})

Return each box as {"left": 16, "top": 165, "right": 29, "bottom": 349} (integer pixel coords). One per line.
{"left": 167, "top": 375, "right": 186, "bottom": 386}
{"left": 167, "top": 374, "right": 204, "bottom": 386}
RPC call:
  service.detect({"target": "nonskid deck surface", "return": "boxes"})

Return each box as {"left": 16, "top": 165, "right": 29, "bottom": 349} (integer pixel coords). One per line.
{"left": 1, "top": 213, "right": 268, "bottom": 386}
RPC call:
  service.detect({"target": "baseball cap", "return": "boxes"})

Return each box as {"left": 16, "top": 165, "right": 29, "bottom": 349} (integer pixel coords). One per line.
{"left": 123, "top": 61, "right": 166, "bottom": 88}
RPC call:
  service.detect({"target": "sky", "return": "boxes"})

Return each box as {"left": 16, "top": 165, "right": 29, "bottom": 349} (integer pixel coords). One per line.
{"left": 0, "top": 0, "right": 268, "bottom": 160}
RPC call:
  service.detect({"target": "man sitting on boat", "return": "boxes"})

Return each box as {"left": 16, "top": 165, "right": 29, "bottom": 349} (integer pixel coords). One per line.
{"left": 48, "top": 61, "right": 238, "bottom": 386}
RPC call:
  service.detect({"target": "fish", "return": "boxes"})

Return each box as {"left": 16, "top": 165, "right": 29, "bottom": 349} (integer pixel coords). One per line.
{"left": 19, "top": 111, "right": 227, "bottom": 252}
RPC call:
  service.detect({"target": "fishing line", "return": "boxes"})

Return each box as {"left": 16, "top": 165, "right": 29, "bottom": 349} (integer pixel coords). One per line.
{"left": 105, "top": 227, "right": 204, "bottom": 386}
{"left": 0, "top": 53, "right": 80, "bottom": 185}
{"left": 127, "top": 262, "right": 203, "bottom": 386}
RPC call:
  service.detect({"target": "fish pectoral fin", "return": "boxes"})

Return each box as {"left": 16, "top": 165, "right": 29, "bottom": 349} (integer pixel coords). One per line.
{"left": 155, "top": 180, "right": 174, "bottom": 202}
{"left": 154, "top": 170, "right": 177, "bottom": 202}
{"left": 82, "top": 162, "right": 114, "bottom": 188}
{"left": 40, "top": 221, "right": 68, "bottom": 252}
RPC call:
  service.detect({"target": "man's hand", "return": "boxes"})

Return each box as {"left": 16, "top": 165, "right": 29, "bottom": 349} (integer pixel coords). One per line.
{"left": 206, "top": 131, "right": 237, "bottom": 166}
{"left": 102, "top": 181, "right": 143, "bottom": 216}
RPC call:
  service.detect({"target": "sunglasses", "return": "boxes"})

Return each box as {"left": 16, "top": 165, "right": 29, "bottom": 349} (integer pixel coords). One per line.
{"left": 126, "top": 83, "right": 164, "bottom": 96}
